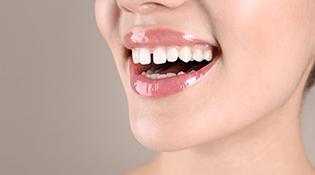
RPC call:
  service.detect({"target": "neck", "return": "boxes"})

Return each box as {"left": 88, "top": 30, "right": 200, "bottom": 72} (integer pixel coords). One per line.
{"left": 154, "top": 86, "right": 314, "bottom": 175}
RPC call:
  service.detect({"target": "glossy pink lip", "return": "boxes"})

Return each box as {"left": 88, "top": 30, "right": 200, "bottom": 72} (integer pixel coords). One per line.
{"left": 124, "top": 28, "right": 219, "bottom": 97}
{"left": 124, "top": 27, "right": 213, "bottom": 49}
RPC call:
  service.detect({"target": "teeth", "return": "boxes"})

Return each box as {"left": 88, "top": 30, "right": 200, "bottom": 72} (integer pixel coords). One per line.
{"left": 179, "top": 47, "right": 192, "bottom": 63}
{"left": 159, "top": 74, "right": 167, "bottom": 79}
{"left": 136, "top": 46, "right": 217, "bottom": 80}
{"left": 141, "top": 70, "right": 189, "bottom": 79}
{"left": 139, "top": 48, "right": 151, "bottom": 65}
{"left": 178, "top": 71, "right": 185, "bottom": 75}
{"left": 141, "top": 68, "right": 196, "bottom": 79}
{"left": 166, "top": 47, "right": 178, "bottom": 62}
{"left": 132, "top": 46, "right": 214, "bottom": 64}
{"left": 132, "top": 48, "right": 140, "bottom": 64}
{"left": 204, "top": 50, "right": 213, "bottom": 61}
{"left": 153, "top": 47, "right": 167, "bottom": 64}
{"left": 193, "top": 49, "right": 203, "bottom": 62}
{"left": 150, "top": 73, "right": 158, "bottom": 79}
{"left": 166, "top": 73, "right": 177, "bottom": 77}
{"left": 142, "top": 72, "right": 177, "bottom": 79}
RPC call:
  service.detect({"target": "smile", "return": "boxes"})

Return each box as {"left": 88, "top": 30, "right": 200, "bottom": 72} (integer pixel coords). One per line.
{"left": 124, "top": 28, "right": 221, "bottom": 97}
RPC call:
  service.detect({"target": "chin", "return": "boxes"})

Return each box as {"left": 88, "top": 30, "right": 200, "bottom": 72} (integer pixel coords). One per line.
{"left": 126, "top": 87, "right": 267, "bottom": 152}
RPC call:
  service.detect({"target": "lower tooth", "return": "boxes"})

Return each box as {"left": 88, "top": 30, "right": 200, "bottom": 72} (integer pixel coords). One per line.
{"left": 158, "top": 74, "right": 167, "bottom": 79}
{"left": 142, "top": 72, "right": 182, "bottom": 79}
{"left": 178, "top": 71, "right": 185, "bottom": 75}
{"left": 151, "top": 74, "right": 158, "bottom": 79}
{"left": 166, "top": 73, "right": 176, "bottom": 78}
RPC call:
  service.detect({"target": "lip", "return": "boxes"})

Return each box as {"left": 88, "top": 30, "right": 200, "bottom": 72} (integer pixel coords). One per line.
{"left": 124, "top": 27, "right": 216, "bottom": 49}
{"left": 124, "top": 27, "right": 219, "bottom": 97}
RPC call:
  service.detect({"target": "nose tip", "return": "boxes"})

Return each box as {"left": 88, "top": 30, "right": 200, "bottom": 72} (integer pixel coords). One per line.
{"left": 116, "top": 0, "right": 185, "bottom": 14}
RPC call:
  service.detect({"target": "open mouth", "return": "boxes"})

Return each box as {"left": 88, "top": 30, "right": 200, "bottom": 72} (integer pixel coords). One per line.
{"left": 131, "top": 46, "right": 219, "bottom": 79}
{"left": 124, "top": 28, "right": 221, "bottom": 97}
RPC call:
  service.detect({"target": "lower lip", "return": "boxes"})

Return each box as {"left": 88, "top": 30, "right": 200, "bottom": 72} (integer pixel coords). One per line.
{"left": 129, "top": 57, "right": 219, "bottom": 97}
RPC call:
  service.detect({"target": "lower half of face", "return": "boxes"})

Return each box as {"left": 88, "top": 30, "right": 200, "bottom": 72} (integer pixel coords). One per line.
{"left": 96, "top": 0, "right": 315, "bottom": 151}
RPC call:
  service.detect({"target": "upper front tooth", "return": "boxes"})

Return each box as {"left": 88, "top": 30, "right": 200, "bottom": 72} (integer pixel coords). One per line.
{"left": 153, "top": 47, "right": 167, "bottom": 64}
{"left": 193, "top": 49, "right": 203, "bottom": 62}
{"left": 139, "top": 48, "right": 151, "bottom": 65}
{"left": 204, "top": 50, "right": 213, "bottom": 61}
{"left": 135, "top": 47, "right": 212, "bottom": 64}
{"left": 132, "top": 49, "right": 140, "bottom": 64}
{"left": 167, "top": 47, "right": 178, "bottom": 62}
{"left": 179, "top": 47, "right": 191, "bottom": 63}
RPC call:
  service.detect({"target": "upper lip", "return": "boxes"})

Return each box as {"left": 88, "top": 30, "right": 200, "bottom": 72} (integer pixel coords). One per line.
{"left": 123, "top": 27, "right": 217, "bottom": 50}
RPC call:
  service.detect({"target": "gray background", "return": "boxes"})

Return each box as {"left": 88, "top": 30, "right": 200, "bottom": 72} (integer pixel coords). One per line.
{"left": 0, "top": 0, "right": 314, "bottom": 175}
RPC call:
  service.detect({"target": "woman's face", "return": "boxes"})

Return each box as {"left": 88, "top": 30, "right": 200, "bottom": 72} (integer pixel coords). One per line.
{"left": 95, "top": 0, "right": 315, "bottom": 151}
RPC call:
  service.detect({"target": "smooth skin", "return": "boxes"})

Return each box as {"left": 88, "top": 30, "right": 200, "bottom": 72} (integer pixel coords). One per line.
{"left": 95, "top": 0, "right": 315, "bottom": 174}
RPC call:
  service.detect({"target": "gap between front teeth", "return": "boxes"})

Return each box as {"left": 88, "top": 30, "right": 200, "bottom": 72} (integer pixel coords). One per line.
{"left": 132, "top": 46, "right": 213, "bottom": 65}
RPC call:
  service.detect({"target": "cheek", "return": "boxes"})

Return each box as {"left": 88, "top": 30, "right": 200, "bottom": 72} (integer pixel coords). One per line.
{"left": 95, "top": 0, "right": 130, "bottom": 85}
{"left": 212, "top": 0, "right": 311, "bottom": 101}
{"left": 198, "top": 0, "right": 313, "bottom": 134}
{"left": 95, "top": 0, "right": 121, "bottom": 45}
{"left": 95, "top": 0, "right": 108, "bottom": 38}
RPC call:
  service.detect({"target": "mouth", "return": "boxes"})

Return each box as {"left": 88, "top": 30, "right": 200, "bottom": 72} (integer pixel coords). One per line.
{"left": 124, "top": 28, "right": 221, "bottom": 97}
